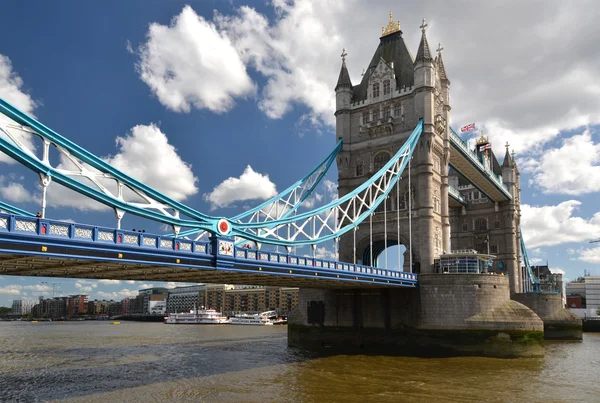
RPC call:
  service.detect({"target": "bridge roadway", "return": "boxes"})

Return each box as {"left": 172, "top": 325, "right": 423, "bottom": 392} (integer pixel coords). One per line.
{"left": 0, "top": 213, "right": 417, "bottom": 289}
{"left": 448, "top": 128, "right": 512, "bottom": 202}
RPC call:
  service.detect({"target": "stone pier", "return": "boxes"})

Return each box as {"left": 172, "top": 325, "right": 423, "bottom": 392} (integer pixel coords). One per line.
{"left": 289, "top": 274, "right": 544, "bottom": 358}
{"left": 512, "top": 293, "right": 582, "bottom": 340}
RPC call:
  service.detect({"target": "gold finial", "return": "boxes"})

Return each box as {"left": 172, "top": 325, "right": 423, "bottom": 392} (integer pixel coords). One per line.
{"left": 476, "top": 130, "right": 489, "bottom": 145}
{"left": 341, "top": 48, "right": 347, "bottom": 63}
{"left": 420, "top": 18, "right": 428, "bottom": 34}
{"left": 382, "top": 11, "right": 401, "bottom": 36}
{"left": 505, "top": 141, "right": 510, "bottom": 150}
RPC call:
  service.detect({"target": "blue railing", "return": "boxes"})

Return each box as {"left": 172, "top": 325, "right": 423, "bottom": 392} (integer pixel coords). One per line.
{"left": 449, "top": 128, "right": 511, "bottom": 197}
{"left": 0, "top": 213, "right": 418, "bottom": 284}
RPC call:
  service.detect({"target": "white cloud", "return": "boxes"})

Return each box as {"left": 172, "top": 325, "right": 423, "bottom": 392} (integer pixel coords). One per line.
{"left": 550, "top": 268, "right": 566, "bottom": 275}
{"left": 529, "top": 257, "right": 543, "bottom": 265}
{"left": 521, "top": 201, "right": 600, "bottom": 248}
{"left": 0, "top": 176, "right": 37, "bottom": 203}
{"left": 78, "top": 286, "right": 93, "bottom": 293}
{"left": 576, "top": 246, "right": 600, "bottom": 264}
{"left": 526, "top": 130, "right": 600, "bottom": 195}
{"left": 22, "top": 284, "right": 52, "bottom": 292}
{"left": 94, "top": 288, "right": 139, "bottom": 300}
{"left": 204, "top": 165, "right": 277, "bottom": 209}
{"left": 47, "top": 123, "right": 198, "bottom": 211}
{"left": 136, "top": 5, "right": 255, "bottom": 114}
{"left": 97, "top": 280, "right": 121, "bottom": 285}
{"left": 0, "top": 284, "right": 21, "bottom": 295}
{"left": 0, "top": 54, "right": 38, "bottom": 165}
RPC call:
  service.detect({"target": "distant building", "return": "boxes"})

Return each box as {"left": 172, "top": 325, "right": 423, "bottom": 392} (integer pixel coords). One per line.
{"left": 147, "top": 294, "right": 167, "bottom": 315}
{"left": 167, "top": 285, "right": 204, "bottom": 313}
{"left": 11, "top": 300, "right": 22, "bottom": 315}
{"left": 67, "top": 295, "right": 88, "bottom": 315}
{"left": 567, "top": 276, "right": 600, "bottom": 312}
{"left": 530, "top": 265, "right": 563, "bottom": 297}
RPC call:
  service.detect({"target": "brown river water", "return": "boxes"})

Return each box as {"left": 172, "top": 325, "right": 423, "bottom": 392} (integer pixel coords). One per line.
{"left": 0, "top": 321, "right": 598, "bottom": 402}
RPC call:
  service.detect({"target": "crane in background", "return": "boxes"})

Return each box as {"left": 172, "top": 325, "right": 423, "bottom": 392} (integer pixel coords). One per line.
{"left": 41, "top": 281, "right": 62, "bottom": 298}
{"left": 590, "top": 239, "right": 600, "bottom": 244}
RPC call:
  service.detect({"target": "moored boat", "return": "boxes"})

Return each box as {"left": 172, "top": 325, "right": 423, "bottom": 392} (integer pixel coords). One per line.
{"left": 164, "top": 309, "right": 229, "bottom": 324}
{"left": 228, "top": 310, "right": 278, "bottom": 325}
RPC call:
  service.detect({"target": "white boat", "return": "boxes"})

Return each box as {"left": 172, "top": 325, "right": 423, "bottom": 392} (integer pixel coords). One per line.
{"left": 164, "top": 309, "right": 229, "bottom": 324}
{"left": 228, "top": 310, "right": 277, "bottom": 325}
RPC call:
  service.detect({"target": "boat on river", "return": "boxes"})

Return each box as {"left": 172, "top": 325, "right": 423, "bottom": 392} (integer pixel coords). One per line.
{"left": 228, "top": 310, "right": 278, "bottom": 325}
{"left": 164, "top": 309, "right": 229, "bottom": 324}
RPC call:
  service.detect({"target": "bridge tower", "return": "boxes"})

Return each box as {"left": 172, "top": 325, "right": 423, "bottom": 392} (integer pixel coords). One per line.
{"left": 336, "top": 15, "right": 450, "bottom": 273}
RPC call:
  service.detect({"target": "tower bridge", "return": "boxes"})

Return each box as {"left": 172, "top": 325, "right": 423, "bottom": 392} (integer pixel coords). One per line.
{"left": 0, "top": 13, "right": 580, "bottom": 357}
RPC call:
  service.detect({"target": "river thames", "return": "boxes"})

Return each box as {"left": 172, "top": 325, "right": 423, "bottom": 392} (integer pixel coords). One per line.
{"left": 0, "top": 321, "right": 598, "bottom": 402}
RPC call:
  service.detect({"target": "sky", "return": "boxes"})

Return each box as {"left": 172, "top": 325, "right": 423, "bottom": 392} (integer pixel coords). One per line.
{"left": 1, "top": 0, "right": 600, "bottom": 306}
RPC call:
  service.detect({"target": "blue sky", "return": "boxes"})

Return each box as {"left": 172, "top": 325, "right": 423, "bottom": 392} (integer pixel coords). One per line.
{"left": 1, "top": 0, "right": 600, "bottom": 305}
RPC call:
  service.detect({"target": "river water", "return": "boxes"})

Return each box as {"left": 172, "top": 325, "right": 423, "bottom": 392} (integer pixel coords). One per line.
{"left": 0, "top": 321, "right": 598, "bottom": 402}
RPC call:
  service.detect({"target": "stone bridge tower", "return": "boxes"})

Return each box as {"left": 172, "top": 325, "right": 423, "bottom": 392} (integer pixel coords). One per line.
{"left": 336, "top": 15, "right": 451, "bottom": 274}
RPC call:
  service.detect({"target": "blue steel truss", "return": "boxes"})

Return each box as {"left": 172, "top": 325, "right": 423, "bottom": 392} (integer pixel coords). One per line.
{"left": 520, "top": 227, "right": 540, "bottom": 293}
{"left": 0, "top": 201, "right": 35, "bottom": 217}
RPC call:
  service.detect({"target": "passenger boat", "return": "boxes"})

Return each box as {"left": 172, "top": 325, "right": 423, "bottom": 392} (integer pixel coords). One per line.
{"left": 164, "top": 309, "right": 229, "bottom": 324}
{"left": 228, "top": 310, "right": 277, "bottom": 325}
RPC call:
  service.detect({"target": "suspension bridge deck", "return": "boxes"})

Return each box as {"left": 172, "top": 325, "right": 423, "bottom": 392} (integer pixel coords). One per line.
{"left": 0, "top": 213, "right": 417, "bottom": 289}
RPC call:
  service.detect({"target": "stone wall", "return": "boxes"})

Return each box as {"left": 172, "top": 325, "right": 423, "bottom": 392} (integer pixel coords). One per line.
{"left": 512, "top": 293, "right": 582, "bottom": 340}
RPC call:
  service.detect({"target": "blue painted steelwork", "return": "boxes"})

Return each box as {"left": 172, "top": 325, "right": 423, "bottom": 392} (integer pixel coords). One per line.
{"left": 0, "top": 97, "right": 216, "bottom": 229}
{"left": 448, "top": 185, "right": 467, "bottom": 206}
{"left": 520, "top": 227, "right": 540, "bottom": 293}
{"left": 225, "top": 119, "right": 424, "bottom": 246}
{"left": 449, "top": 127, "right": 512, "bottom": 200}
{"left": 0, "top": 201, "right": 35, "bottom": 217}
{"left": 0, "top": 212, "right": 418, "bottom": 287}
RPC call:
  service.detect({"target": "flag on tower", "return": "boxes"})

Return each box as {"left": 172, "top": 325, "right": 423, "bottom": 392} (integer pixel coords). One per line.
{"left": 460, "top": 123, "right": 475, "bottom": 133}
{"left": 479, "top": 143, "right": 492, "bottom": 152}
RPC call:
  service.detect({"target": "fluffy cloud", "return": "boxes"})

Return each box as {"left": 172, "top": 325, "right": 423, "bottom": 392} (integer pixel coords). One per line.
{"left": 0, "top": 285, "right": 21, "bottom": 295}
{"left": 576, "top": 246, "right": 600, "bottom": 264}
{"left": 97, "top": 280, "right": 121, "bottom": 285}
{"left": 94, "top": 288, "right": 139, "bottom": 300}
{"left": 0, "top": 175, "right": 37, "bottom": 203}
{"left": 47, "top": 123, "right": 198, "bottom": 211}
{"left": 0, "top": 54, "right": 38, "bottom": 165}
{"left": 135, "top": 1, "right": 600, "bottom": 150}
{"left": 525, "top": 130, "right": 600, "bottom": 195}
{"left": 22, "top": 284, "right": 52, "bottom": 292}
{"left": 521, "top": 201, "right": 600, "bottom": 248}
{"left": 136, "top": 5, "right": 255, "bottom": 113}
{"left": 204, "top": 165, "right": 277, "bottom": 209}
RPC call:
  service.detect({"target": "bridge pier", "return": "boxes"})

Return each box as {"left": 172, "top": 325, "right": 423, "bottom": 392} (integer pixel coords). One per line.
{"left": 512, "top": 293, "right": 582, "bottom": 340}
{"left": 289, "top": 274, "right": 544, "bottom": 358}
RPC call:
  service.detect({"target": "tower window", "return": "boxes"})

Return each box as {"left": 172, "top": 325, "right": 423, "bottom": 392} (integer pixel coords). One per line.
{"left": 363, "top": 111, "right": 370, "bottom": 123}
{"left": 373, "top": 83, "right": 380, "bottom": 98}
{"left": 373, "top": 152, "right": 390, "bottom": 172}
{"left": 474, "top": 218, "right": 488, "bottom": 231}
{"left": 356, "top": 162, "right": 363, "bottom": 177}
{"left": 383, "top": 107, "right": 391, "bottom": 118}
{"left": 372, "top": 109, "right": 380, "bottom": 120}
{"left": 462, "top": 222, "right": 468, "bottom": 231}
{"left": 494, "top": 220, "right": 500, "bottom": 229}
{"left": 383, "top": 80, "right": 390, "bottom": 95}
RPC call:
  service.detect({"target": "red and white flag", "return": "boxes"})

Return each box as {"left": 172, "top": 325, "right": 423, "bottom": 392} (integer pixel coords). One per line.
{"left": 460, "top": 123, "right": 475, "bottom": 133}
{"left": 479, "top": 144, "right": 492, "bottom": 151}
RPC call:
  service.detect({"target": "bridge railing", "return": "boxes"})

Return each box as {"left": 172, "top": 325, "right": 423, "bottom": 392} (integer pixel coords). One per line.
{"left": 449, "top": 128, "right": 511, "bottom": 196}
{"left": 0, "top": 213, "right": 418, "bottom": 283}
{"left": 448, "top": 185, "right": 467, "bottom": 205}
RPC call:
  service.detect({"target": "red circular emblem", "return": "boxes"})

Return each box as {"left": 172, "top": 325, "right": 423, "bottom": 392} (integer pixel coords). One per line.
{"left": 217, "top": 219, "right": 230, "bottom": 235}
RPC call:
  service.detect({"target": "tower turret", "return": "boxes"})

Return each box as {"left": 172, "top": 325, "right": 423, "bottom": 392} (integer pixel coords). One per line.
{"left": 335, "top": 48, "right": 353, "bottom": 145}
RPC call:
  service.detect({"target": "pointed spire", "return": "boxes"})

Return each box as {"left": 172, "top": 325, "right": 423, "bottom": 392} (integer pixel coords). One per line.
{"left": 415, "top": 19, "right": 433, "bottom": 64}
{"left": 436, "top": 42, "right": 449, "bottom": 82}
{"left": 502, "top": 141, "right": 513, "bottom": 168}
{"left": 511, "top": 149, "right": 520, "bottom": 173}
{"left": 335, "top": 48, "right": 352, "bottom": 91}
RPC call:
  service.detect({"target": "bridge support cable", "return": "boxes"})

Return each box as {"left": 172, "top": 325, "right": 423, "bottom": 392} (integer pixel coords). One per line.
{"left": 408, "top": 155, "right": 413, "bottom": 273}
{"left": 369, "top": 211, "right": 373, "bottom": 266}
{"left": 520, "top": 227, "right": 540, "bottom": 293}
{"left": 396, "top": 175, "right": 401, "bottom": 270}
{"left": 384, "top": 193, "right": 388, "bottom": 269}
{"left": 224, "top": 119, "right": 423, "bottom": 247}
{"left": 0, "top": 97, "right": 217, "bottom": 230}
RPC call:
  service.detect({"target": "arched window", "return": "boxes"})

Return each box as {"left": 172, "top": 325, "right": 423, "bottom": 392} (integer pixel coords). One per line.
{"left": 373, "top": 152, "right": 390, "bottom": 172}
{"left": 372, "top": 109, "right": 380, "bottom": 120}
{"left": 394, "top": 103, "right": 401, "bottom": 117}
{"left": 356, "top": 162, "right": 364, "bottom": 177}
{"left": 372, "top": 83, "right": 380, "bottom": 98}
{"left": 363, "top": 111, "right": 370, "bottom": 124}
{"left": 474, "top": 217, "right": 488, "bottom": 231}
{"left": 383, "top": 79, "right": 390, "bottom": 95}
{"left": 383, "top": 107, "right": 391, "bottom": 118}
{"left": 433, "top": 190, "right": 440, "bottom": 213}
